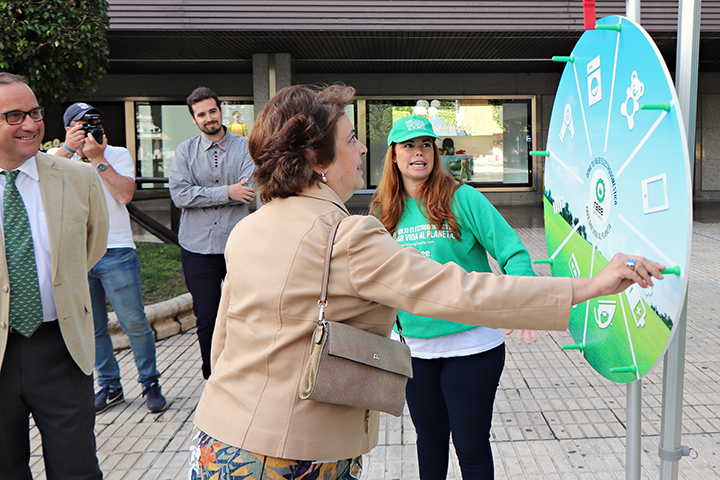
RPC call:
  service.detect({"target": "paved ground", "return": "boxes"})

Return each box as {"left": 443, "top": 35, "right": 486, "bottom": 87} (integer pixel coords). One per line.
{"left": 29, "top": 203, "right": 720, "bottom": 479}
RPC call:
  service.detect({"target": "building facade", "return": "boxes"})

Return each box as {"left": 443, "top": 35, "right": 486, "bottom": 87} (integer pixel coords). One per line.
{"left": 68, "top": 0, "right": 720, "bottom": 205}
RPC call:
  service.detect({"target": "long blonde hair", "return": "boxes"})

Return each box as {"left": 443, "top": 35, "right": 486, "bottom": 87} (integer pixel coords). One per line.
{"left": 370, "top": 142, "right": 462, "bottom": 239}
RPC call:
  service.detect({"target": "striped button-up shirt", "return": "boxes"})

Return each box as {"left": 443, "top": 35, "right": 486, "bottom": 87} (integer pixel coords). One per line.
{"left": 169, "top": 127, "right": 256, "bottom": 254}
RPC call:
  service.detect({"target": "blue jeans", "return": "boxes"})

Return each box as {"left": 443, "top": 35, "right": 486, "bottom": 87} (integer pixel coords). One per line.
{"left": 90, "top": 248, "right": 160, "bottom": 389}
{"left": 406, "top": 344, "right": 505, "bottom": 480}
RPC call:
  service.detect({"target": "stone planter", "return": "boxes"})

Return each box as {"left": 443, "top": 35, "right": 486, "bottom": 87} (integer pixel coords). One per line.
{"left": 108, "top": 292, "right": 195, "bottom": 350}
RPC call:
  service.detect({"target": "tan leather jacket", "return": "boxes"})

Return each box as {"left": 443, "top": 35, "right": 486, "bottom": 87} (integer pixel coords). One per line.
{"left": 193, "top": 183, "right": 572, "bottom": 461}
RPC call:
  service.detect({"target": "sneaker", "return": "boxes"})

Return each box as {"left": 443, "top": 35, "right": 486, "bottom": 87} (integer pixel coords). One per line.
{"left": 142, "top": 380, "right": 167, "bottom": 413}
{"left": 95, "top": 385, "right": 124, "bottom": 414}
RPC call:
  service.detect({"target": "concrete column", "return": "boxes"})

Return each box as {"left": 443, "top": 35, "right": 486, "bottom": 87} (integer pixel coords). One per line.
{"left": 253, "top": 53, "right": 270, "bottom": 119}
{"left": 252, "top": 53, "right": 293, "bottom": 119}
{"left": 275, "top": 53, "right": 292, "bottom": 91}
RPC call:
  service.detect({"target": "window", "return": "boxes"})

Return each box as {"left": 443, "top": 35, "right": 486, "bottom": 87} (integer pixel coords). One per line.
{"left": 134, "top": 101, "right": 253, "bottom": 187}
{"left": 364, "top": 98, "right": 533, "bottom": 189}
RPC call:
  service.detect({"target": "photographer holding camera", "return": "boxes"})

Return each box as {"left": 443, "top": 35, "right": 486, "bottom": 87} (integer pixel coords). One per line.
{"left": 52, "top": 103, "right": 119, "bottom": 187}
{"left": 48, "top": 102, "right": 167, "bottom": 414}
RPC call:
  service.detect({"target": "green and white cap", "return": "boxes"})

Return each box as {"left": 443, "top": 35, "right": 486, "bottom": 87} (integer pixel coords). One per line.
{"left": 387, "top": 115, "right": 440, "bottom": 146}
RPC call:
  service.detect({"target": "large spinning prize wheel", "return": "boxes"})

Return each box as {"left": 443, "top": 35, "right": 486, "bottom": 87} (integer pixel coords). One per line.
{"left": 543, "top": 16, "right": 692, "bottom": 383}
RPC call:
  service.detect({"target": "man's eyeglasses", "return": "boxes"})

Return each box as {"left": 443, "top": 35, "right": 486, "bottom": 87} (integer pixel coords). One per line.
{"left": 0, "top": 107, "right": 45, "bottom": 125}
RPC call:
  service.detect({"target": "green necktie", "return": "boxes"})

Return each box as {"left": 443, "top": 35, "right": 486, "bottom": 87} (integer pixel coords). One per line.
{"left": 2, "top": 170, "right": 43, "bottom": 337}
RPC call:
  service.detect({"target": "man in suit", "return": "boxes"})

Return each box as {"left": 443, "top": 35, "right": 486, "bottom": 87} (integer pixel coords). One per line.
{"left": 0, "top": 73, "right": 109, "bottom": 479}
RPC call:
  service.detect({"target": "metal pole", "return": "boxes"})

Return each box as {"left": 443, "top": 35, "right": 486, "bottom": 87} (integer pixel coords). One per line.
{"left": 623, "top": 3, "right": 642, "bottom": 478}
{"left": 626, "top": 0, "right": 640, "bottom": 22}
{"left": 660, "top": 302, "right": 689, "bottom": 479}
{"left": 673, "top": 0, "right": 701, "bottom": 176}
{"left": 659, "top": 0, "right": 700, "bottom": 477}
{"left": 627, "top": 380, "right": 642, "bottom": 480}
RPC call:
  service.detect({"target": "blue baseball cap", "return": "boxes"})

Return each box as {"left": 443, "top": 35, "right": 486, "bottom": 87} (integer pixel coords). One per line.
{"left": 63, "top": 102, "right": 103, "bottom": 128}
{"left": 387, "top": 115, "right": 440, "bottom": 146}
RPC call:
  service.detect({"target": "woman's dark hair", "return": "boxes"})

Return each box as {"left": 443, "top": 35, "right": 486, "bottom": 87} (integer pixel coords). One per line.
{"left": 248, "top": 84, "right": 355, "bottom": 203}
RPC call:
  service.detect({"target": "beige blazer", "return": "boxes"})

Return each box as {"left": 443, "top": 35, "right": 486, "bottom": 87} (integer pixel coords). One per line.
{"left": 0, "top": 152, "right": 109, "bottom": 376}
{"left": 193, "top": 183, "right": 572, "bottom": 461}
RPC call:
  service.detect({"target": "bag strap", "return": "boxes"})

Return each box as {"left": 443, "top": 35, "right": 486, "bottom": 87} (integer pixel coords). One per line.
{"left": 317, "top": 220, "right": 342, "bottom": 324}
{"left": 316, "top": 218, "right": 405, "bottom": 343}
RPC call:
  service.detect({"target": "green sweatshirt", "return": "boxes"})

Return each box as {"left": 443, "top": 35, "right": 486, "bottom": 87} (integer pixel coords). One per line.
{"left": 393, "top": 183, "right": 537, "bottom": 338}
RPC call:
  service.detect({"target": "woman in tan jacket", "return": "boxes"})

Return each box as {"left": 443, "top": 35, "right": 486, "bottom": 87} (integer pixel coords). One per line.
{"left": 188, "top": 84, "right": 663, "bottom": 480}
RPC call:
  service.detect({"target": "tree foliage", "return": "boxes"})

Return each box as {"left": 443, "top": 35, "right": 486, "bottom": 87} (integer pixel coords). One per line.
{"left": 649, "top": 304, "right": 673, "bottom": 330}
{"left": 0, "top": 0, "right": 109, "bottom": 108}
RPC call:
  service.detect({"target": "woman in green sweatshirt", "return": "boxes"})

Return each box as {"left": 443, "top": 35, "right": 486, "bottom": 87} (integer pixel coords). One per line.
{"left": 371, "top": 115, "right": 540, "bottom": 479}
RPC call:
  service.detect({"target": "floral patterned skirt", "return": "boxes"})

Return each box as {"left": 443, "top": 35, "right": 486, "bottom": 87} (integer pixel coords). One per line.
{"left": 188, "top": 427, "right": 363, "bottom": 480}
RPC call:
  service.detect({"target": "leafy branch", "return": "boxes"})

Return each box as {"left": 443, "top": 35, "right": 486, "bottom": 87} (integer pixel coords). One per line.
{"left": 0, "top": 0, "right": 110, "bottom": 108}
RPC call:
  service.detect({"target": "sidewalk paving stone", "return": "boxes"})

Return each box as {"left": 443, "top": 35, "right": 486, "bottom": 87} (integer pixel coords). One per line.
{"left": 27, "top": 204, "right": 720, "bottom": 479}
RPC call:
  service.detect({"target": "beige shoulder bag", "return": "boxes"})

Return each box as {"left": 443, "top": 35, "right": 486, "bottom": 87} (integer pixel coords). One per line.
{"left": 299, "top": 219, "right": 413, "bottom": 417}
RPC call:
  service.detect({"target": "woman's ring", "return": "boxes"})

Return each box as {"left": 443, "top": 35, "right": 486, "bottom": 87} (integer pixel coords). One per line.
{"left": 626, "top": 258, "right": 637, "bottom": 269}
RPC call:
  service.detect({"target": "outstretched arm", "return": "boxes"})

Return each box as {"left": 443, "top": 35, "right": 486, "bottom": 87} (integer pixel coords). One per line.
{"left": 570, "top": 253, "right": 664, "bottom": 305}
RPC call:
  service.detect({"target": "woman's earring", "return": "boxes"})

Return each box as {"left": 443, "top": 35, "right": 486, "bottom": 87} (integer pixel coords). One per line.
{"left": 320, "top": 171, "right": 328, "bottom": 183}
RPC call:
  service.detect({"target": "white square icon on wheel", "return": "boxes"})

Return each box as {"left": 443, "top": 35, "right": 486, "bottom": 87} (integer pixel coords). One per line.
{"left": 641, "top": 173, "right": 669, "bottom": 214}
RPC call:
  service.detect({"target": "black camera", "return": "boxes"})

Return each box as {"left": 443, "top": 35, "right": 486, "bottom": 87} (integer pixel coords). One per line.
{"left": 80, "top": 113, "right": 104, "bottom": 143}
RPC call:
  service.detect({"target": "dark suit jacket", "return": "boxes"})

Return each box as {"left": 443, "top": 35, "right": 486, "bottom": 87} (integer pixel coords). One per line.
{"left": 0, "top": 151, "right": 109, "bottom": 375}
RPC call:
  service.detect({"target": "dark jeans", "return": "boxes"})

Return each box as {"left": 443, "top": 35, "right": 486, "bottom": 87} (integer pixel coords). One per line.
{"left": 0, "top": 322, "right": 102, "bottom": 480}
{"left": 406, "top": 343, "right": 506, "bottom": 480}
{"left": 180, "top": 248, "right": 226, "bottom": 379}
